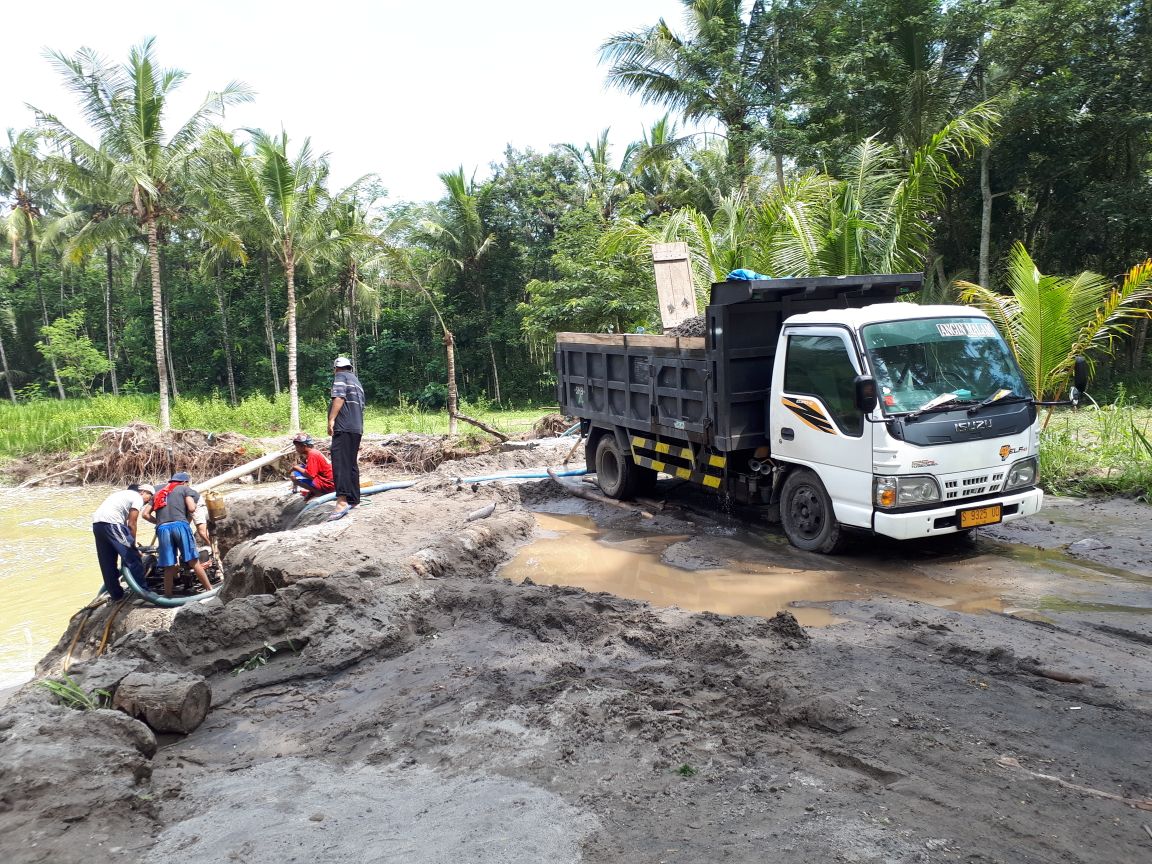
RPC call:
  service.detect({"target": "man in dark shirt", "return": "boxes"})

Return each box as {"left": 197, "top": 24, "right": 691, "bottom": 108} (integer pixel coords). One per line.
{"left": 327, "top": 356, "right": 365, "bottom": 520}
{"left": 150, "top": 471, "right": 214, "bottom": 596}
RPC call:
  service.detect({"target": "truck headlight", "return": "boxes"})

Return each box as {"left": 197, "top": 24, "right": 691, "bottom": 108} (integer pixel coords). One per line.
{"left": 1003, "top": 457, "right": 1038, "bottom": 490}
{"left": 874, "top": 475, "right": 942, "bottom": 508}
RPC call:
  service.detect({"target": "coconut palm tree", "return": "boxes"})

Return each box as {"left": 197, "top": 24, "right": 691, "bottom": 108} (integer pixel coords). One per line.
{"left": 210, "top": 128, "right": 332, "bottom": 431}
{"left": 558, "top": 130, "right": 638, "bottom": 220}
{"left": 958, "top": 244, "right": 1152, "bottom": 401}
{"left": 1, "top": 128, "right": 66, "bottom": 398}
{"left": 419, "top": 168, "right": 501, "bottom": 402}
{"left": 49, "top": 147, "right": 143, "bottom": 397}
{"left": 35, "top": 38, "right": 250, "bottom": 428}
{"left": 600, "top": 0, "right": 781, "bottom": 187}
{"left": 299, "top": 185, "right": 386, "bottom": 369}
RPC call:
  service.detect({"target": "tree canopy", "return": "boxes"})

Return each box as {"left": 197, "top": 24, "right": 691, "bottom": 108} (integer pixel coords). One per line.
{"left": 1, "top": 4, "right": 1149, "bottom": 418}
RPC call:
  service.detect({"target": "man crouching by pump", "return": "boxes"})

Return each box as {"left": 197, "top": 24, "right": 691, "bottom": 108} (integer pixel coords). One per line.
{"left": 148, "top": 471, "right": 213, "bottom": 597}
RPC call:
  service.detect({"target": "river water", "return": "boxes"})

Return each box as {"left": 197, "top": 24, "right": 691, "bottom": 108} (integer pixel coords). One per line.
{"left": 0, "top": 485, "right": 159, "bottom": 689}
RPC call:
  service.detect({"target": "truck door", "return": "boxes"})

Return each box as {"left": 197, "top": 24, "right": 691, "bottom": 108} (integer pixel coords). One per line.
{"left": 772, "top": 327, "right": 873, "bottom": 528}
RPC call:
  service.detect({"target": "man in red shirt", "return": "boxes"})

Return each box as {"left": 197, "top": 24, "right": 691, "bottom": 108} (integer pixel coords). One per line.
{"left": 289, "top": 433, "right": 335, "bottom": 500}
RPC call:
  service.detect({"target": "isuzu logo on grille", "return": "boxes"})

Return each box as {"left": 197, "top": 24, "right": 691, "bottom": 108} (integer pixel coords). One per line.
{"left": 954, "top": 419, "right": 992, "bottom": 432}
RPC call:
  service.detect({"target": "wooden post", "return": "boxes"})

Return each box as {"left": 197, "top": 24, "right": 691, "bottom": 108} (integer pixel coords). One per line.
{"left": 651, "top": 242, "right": 698, "bottom": 331}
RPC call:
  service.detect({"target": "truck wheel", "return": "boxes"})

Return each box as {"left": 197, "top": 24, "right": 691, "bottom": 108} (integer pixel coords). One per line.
{"left": 595, "top": 435, "right": 639, "bottom": 500}
{"left": 780, "top": 468, "right": 846, "bottom": 554}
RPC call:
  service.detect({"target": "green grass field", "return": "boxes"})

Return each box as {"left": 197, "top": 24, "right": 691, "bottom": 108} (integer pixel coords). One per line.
{"left": 0, "top": 394, "right": 554, "bottom": 459}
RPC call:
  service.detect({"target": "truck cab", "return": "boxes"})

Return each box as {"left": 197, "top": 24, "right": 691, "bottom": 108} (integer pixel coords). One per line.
{"left": 771, "top": 304, "right": 1042, "bottom": 551}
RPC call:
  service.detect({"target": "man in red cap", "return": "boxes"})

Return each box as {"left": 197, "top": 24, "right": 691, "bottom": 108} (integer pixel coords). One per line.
{"left": 289, "top": 433, "right": 335, "bottom": 500}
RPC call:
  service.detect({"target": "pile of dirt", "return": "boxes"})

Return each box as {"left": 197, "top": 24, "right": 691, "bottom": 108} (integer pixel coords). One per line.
{"left": 531, "top": 413, "right": 574, "bottom": 438}
{"left": 17, "top": 422, "right": 267, "bottom": 487}
{"left": 357, "top": 434, "right": 456, "bottom": 472}
{"left": 10, "top": 450, "right": 1152, "bottom": 863}
{"left": 664, "top": 314, "right": 706, "bottom": 336}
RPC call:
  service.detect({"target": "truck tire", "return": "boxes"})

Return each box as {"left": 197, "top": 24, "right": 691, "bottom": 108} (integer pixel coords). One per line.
{"left": 780, "top": 468, "right": 846, "bottom": 554}
{"left": 595, "top": 435, "right": 640, "bottom": 500}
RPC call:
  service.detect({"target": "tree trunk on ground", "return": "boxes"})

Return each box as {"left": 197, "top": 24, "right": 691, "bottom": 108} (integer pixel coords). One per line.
{"left": 215, "top": 265, "right": 237, "bottom": 407}
{"left": 34, "top": 259, "right": 66, "bottom": 399}
{"left": 0, "top": 324, "right": 15, "bottom": 402}
{"left": 444, "top": 329, "right": 458, "bottom": 437}
{"left": 146, "top": 215, "right": 171, "bottom": 430}
{"left": 105, "top": 245, "right": 119, "bottom": 396}
{"left": 285, "top": 252, "right": 300, "bottom": 432}
{"left": 112, "top": 671, "right": 210, "bottom": 734}
{"left": 261, "top": 253, "right": 280, "bottom": 396}
{"left": 979, "top": 146, "right": 993, "bottom": 290}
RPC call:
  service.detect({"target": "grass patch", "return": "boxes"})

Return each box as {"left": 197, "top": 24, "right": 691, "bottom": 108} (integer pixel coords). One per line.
{"left": 1040, "top": 399, "right": 1152, "bottom": 498}
{"left": 38, "top": 676, "right": 111, "bottom": 710}
{"left": 0, "top": 393, "right": 553, "bottom": 459}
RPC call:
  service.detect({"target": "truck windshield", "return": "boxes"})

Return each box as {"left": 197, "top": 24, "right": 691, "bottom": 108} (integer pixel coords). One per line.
{"left": 861, "top": 317, "right": 1030, "bottom": 415}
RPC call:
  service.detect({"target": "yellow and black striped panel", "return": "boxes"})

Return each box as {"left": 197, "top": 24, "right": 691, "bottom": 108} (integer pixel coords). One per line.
{"left": 630, "top": 435, "right": 725, "bottom": 489}
{"left": 781, "top": 396, "right": 836, "bottom": 434}
{"left": 632, "top": 454, "right": 723, "bottom": 488}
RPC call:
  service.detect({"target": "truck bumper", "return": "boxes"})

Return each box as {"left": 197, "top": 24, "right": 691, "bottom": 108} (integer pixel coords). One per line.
{"left": 872, "top": 487, "right": 1043, "bottom": 540}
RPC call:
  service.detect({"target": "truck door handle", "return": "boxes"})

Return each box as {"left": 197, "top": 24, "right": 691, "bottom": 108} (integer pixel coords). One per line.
{"left": 781, "top": 427, "right": 795, "bottom": 440}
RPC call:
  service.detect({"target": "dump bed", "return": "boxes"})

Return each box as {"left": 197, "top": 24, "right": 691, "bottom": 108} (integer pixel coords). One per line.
{"left": 556, "top": 273, "right": 923, "bottom": 454}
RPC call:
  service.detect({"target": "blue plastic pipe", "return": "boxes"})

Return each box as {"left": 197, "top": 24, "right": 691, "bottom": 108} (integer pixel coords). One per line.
{"left": 301, "top": 467, "right": 588, "bottom": 511}
{"left": 120, "top": 563, "right": 221, "bottom": 607}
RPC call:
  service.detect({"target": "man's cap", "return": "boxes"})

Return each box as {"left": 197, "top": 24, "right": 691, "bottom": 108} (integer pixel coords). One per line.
{"left": 138, "top": 483, "right": 156, "bottom": 495}
{"left": 333, "top": 356, "right": 352, "bottom": 368}
{"left": 171, "top": 471, "right": 191, "bottom": 483}
{"left": 292, "top": 432, "right": 314, "bottom": 446}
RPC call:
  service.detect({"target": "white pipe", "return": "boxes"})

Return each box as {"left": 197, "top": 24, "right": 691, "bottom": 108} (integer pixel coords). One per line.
{"left": 193, "top": 447, "right": 292, "bottom": 493}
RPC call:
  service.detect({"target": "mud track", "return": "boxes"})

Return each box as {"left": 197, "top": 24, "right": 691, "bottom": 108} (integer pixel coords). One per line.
{"left": 3, "top": 440, "right": 1151, "bottom": 863}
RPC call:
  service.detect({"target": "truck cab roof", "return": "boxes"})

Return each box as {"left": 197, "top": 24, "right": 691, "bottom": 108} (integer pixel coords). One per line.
{"left": 783, "top": 303, "right": 993, "bottom": 330}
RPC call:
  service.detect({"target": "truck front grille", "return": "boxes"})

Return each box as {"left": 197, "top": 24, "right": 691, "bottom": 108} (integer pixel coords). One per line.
{"left": 942, "top": 469, "right": 1006, "bottom": 500}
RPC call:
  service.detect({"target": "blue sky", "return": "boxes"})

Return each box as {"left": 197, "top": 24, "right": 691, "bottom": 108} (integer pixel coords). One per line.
{"left": 4, "top": 0, "right": 700, "bottom": 202}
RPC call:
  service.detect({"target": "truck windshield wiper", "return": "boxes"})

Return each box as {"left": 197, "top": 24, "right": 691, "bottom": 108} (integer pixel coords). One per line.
{"left": 967, "top": 389, "right": 1030, "bottom": 414}
{"left": 905, "top": 392, "right": 973, "bottom": 421}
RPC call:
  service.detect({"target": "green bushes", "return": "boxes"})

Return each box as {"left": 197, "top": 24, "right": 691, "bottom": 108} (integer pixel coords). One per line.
{"left": 1041, "top": 397, "right": 1152, "bottom": 497}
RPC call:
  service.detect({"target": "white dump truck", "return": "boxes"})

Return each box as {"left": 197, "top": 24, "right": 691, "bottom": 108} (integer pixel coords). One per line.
{"left": 556, "top": 273, "right": 1084, "bottom": 553}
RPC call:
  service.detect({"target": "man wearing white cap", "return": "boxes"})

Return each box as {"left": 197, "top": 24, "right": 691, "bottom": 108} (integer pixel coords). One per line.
{"left": 91, "top": 483, "right": 154, "bottom": 600}
{"left": 327, "top": 356, "right": 365, "bottom": 520}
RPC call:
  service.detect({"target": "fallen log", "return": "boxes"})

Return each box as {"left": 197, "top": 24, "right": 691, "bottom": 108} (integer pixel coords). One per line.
{"left": 113, "top": 671, "right": 211, "bottom": 734}
{"left": 546, "top": 469, "right": 653, "bottom": 519}
{"left": 452, "top": 412, "right": 509, "bottom": 442}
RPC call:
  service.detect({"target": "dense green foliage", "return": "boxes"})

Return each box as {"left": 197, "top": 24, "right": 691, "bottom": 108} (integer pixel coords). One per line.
{"left": 1, "top": 1, "right": 1150, "bottom": 422}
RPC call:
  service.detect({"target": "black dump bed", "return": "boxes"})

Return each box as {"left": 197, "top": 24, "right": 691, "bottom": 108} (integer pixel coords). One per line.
{"left": 556, "top": 274, "right": 922, "bottom": 453}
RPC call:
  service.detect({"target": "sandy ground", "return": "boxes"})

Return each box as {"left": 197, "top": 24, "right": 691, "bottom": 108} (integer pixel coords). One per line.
{"left": 2, "top": 439, "right": 1151, "bottom": 864}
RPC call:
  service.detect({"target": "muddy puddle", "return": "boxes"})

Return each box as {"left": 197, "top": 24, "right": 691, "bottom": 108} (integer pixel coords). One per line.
{"left": 503, "top": 512, "right": 1009, "bottom": 626}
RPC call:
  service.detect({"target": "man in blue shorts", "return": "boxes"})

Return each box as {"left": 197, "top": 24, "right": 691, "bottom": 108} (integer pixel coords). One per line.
{"left": 150, "top": 471, "right": 213, "bottom": 597}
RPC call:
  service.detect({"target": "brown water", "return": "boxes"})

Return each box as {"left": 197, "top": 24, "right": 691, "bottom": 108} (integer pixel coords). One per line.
{"left": 0, "top": 485, "right": 159, "bottom": 688}
{"left": 502, "top": 513, "right": 1004, "bottom": 626}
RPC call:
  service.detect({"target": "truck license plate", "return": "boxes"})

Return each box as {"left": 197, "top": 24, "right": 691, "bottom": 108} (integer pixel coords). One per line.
{"left": 959, "top": 504, "right": 1002, "bottom": 528}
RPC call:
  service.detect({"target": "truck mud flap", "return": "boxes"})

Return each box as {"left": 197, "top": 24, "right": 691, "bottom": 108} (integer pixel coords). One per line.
{"left": 629, "top": 435, "right": 725, "bottom": 489}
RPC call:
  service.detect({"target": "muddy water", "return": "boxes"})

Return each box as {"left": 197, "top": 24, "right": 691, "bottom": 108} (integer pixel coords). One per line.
{"left": 0, "top": 486, "right": 158, "bottom": 688}
{"left": 503, "top": 513, "right": 1005, "bottom": 626}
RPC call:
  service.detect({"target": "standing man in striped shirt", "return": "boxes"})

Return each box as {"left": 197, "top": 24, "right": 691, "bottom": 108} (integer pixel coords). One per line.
{"left": 327, "top": 356, "right": 365, "bottom": 520}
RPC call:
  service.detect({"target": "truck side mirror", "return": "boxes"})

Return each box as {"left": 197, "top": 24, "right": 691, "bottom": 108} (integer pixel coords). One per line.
{"left": 1073, "top": 355, "right": 1088, "bottom": 393}
{"left": 854, "top": 375, "right": 878, "bottom": 413}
